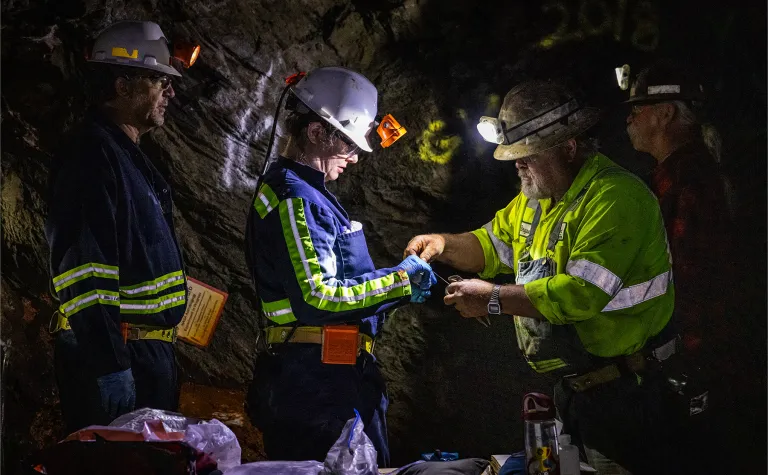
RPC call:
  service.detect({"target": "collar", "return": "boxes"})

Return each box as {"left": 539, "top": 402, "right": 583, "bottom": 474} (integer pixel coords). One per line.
{"left": 558, "top": 152, "right": 617, "bottom": 205}
{"left": 276, "top": 156, "right": 328, "bottom": 189}
{"left": 88, "top": 107, "right": 143, "bottom": 153}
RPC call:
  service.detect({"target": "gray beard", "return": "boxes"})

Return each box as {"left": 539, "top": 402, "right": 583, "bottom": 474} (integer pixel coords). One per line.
{"left": 521, "top": 181, "right": 549, "bottom": 200}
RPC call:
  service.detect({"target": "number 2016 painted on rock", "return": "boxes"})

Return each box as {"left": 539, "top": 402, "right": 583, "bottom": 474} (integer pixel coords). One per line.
{"left": 538, "top": 0, "right": 660, "bottom": 51}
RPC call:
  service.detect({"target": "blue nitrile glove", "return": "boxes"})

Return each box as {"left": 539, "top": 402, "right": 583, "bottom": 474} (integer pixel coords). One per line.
{"left": 410, "top": 286, "right": 432, "bottom": 303}
{"left": 398, "top": 255, "right": 438, "bottom": 290}
{"left": 96, "top": 368, "right": 136, "bottom": 419}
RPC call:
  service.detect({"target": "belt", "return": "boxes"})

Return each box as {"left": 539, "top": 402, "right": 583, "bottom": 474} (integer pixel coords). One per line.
{"left": 564, "top": 339, "right": 678, "bottom": 393}
{"left": 265, "top": 326, "right": 374, "bottom": 354}
{"left": 49, "top": 312, "right": 177, "bottom": 343}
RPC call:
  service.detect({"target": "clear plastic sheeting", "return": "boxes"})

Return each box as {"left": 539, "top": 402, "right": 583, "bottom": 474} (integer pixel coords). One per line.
{"left": 109, "top": 407, "right": 195, "bottom": 433}
{"left": 108, "top": 407, "right": 241, "bottom": 471}
{"left": 224, "top": 461, "right": 325, "bottom": 475}
{"left": 226, "top": 410, "right": 378, "bottom": 475}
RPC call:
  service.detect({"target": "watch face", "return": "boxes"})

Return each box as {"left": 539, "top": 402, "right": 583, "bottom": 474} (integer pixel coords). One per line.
{"left": 487, "top": 302, "right": 501, "bottom": 315}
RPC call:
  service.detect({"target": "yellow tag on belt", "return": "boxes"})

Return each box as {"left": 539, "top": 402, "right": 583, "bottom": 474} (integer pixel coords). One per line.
{"left": 177, "top": 277, "right": 228, "bottom": 347}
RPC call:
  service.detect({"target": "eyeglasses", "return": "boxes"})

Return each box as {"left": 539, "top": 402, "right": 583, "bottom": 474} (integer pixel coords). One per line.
{"left": 125, "top": 74, "right": 173, "bottom": 91}
{"left": 146, "top": 75, "right": 173, "bottom": 91}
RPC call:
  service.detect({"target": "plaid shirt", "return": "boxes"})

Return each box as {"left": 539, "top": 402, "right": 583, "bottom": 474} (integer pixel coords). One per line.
{"left": 651, "top": 140, "right": 734, "bottom": 356}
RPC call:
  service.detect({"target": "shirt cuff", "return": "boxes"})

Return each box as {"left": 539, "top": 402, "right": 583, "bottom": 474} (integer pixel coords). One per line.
{"left": 396, "top": 269, "right": 412, "bottom": 295}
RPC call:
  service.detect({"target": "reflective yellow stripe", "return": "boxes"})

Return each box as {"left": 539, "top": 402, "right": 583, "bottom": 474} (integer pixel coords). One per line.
{"left": 527, "top": 358, "right": 569, "bottom": 373}
{"left": 279, "top": 198, "right": 410, "bottom": 311}
{"left": 261, "top": 298, "right": 297, "bottom": 324}
{"left": 60, "top": 289, "right": 120, "bottom": 317}
{"left": 120, "top": 291, "right": 186, "bottom": 315}
{"left": 254, "top": 183, "right": 280, "bottom": 219}
{"left": 53, "top": 263, "right": 118, "bottom": 292}
{"left": 119, "top": 271, "right": 185, "bottom": 297}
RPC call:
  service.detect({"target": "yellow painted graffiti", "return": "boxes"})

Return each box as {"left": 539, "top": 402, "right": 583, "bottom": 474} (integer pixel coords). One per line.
{"left": 538, "top": 0, "right": 659, "bottom": 52}
{"left": 418, "top": 120, "right": 462, "bottom": 165}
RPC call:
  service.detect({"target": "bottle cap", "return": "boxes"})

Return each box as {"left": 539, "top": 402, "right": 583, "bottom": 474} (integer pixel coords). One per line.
{"left": 522, "top": 392, "right": 556, "bottom": 421}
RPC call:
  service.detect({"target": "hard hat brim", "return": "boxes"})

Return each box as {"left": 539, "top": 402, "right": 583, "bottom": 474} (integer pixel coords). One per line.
{"left": 87, "top": 58, "right": 182, "bottom": 77}
{"left": 493, "top": 107, "right": 600, "bottom": 160}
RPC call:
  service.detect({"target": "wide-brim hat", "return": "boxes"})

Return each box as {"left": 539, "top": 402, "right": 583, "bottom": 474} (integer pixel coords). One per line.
{"left": 493, "top": 80, "right": 601, "bottom": 161}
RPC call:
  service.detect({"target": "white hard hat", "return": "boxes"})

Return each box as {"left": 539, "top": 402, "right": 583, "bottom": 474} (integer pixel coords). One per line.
{"left": 291, "top": 67, "right": 378, "bottom": 152}
{"left": 88, "top": 21, "right": 181, "bottom": 77}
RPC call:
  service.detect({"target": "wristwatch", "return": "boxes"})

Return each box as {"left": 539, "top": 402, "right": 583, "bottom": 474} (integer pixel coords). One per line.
{"left": 487, "top": 284, "right": 502, "bottom": 315}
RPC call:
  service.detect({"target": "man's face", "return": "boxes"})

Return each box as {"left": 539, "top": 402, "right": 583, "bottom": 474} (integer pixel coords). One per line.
{"left": 626, "top": 102, "right": 662, "bottom": 153}
{"left": 515, "top": 146, "right": 568, "bottom": 200}
{"left": 130, "top": 75, "right": 175, "bottom": 129}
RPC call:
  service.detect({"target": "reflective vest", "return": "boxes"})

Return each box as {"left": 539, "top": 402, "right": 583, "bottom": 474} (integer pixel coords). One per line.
{"left": 45, "top": 109, "right": 187, "bottom": 376}
{"left": 472, "top": 153, "right": 674, "bottom": 374}
{"left": 245, "top": 157, "right": 412, "bottom": 338}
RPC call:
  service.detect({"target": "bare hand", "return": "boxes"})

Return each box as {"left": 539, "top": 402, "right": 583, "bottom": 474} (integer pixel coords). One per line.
{"left": 404, "top": 234, "right": 446, "bottom": 263}
{"left": 444, "top": 279, "right": 494, "bottom": 318}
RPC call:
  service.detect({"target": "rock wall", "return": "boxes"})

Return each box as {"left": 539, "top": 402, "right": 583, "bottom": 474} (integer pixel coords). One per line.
{"left": 2, "top": 0, "right": 765, "bottom": 471}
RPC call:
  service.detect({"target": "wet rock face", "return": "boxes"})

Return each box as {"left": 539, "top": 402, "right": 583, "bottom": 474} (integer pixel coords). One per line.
{"left": 2, "top": 0, "right": 765, "bottom": 470}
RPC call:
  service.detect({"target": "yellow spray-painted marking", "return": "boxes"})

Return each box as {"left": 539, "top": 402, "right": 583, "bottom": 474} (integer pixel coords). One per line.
{"left": 112, "top": 47, "right": 139, "bottom": 59}
{"left": 418, "top": 120, "right": 462, "bottom": 165}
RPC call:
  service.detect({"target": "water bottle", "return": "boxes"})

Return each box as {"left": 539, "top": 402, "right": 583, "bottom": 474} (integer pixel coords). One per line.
{"left": 522, "top": 392, "right": 560, "bottom": 475}
{"left": 557, "top": 434, "right": 579, "bottom": 475}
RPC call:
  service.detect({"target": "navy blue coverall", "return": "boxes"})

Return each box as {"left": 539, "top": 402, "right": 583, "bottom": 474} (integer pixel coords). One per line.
{"left": 245, "top": 157, "right": 413, "bottom": 465}
{"left": 45, "top": 109, "right": 187, "bottom": 434}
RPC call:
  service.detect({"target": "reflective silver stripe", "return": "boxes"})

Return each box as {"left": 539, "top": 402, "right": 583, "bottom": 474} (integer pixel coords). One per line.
{"left": 265, "top": 307, "right": 293, "bottom": 318}
{"left": 483, "top": 222, "right": 515, "bottom": 269}
{"left": 258, "top": 193, "right": 274, "bottom": 214}
{"left": 566, "top": 259, "right": 623, "bottom": 297}
{"left": 602, "top": 270, "right": 672, "bottom": 311}
{"left": 120, "top": 294, "right": 185, "bottom": 311}
{"left": 120, "top": 273, "right": 184, "bottom": 296}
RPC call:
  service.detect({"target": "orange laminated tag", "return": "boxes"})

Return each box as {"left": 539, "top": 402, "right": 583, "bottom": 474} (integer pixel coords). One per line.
{"left": 322, "top": 325, "right": 359, "bottom": 365}
{"left": 121, "top": 322, "right": 129, "bottom": 344}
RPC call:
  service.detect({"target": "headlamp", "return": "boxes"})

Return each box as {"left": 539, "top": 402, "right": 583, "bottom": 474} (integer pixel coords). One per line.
{"left": 172, "top": 41, "right": 201, "bottom": 68}
{"left": 615, "top": 64, "right": 630, "bottom": 90}
{"left": 476, "top": 116, "right": 504, "bottom": 144}
{"left": 376, "top": 114, "right": 407, "bottom": 148}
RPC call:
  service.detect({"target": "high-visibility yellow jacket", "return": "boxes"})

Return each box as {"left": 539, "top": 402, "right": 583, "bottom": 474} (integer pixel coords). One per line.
{"left": 472, "top": 153, "right": 674, "bottom": 370}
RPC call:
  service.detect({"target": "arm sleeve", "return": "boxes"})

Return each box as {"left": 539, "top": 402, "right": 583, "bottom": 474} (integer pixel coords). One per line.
{"left": 524, "top": 181, "right": 662, "bottom": 325}
{"left": 45, "top": 140, "right": 129, "bottom": 376}
{"left": 470, "top": 200, "right": 520, "bottom": 279}
{"left": 275, "top": 197, "right": 412, "bottom": 325}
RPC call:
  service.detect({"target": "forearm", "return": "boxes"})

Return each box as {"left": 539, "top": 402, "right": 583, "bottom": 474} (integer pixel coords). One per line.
{"left": 438, "top": 233, "right": 485, "bottom": 274}
{"left": 500, "top": 284, "right": 545, "bottom": 320}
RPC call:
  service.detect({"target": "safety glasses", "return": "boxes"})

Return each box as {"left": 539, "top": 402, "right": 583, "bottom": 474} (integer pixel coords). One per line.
{"left": 125, "top": 74, "right": 173, "bottom": 91}
{"left": 335, "top": 132, "right": 361, "bottom": 157}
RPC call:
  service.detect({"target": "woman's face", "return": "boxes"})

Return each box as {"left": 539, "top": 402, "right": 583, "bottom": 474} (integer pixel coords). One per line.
{"left": 305, "top": 123, "right": 362, "bottom": 182}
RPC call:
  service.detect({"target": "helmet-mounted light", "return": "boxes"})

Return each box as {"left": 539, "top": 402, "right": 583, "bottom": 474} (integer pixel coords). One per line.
{"left": 171, "top": 41, "right": 201, "bottom": 68}
{"left": 615, "top": 64, "right": 630, "bottom": 90}
{"left": 476, "top": 117, "right": 504, "bottom": 144}
{"left": 476, "top": 98, "right": 581, "bottom": 145}
{"left": 376, "top": 114, "right": 407, "bottom": 148}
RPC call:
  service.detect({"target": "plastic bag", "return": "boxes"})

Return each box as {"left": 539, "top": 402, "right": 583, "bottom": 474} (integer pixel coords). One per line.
{"left": 226, "top": 409, "right": 378, "bottom": 475}
{"left": 109, "top": 407, "right": 240, "bottom": 470}
{"left": 321, "top": 409, "right": 378, "bottom": 475}
{"left": 185, "top": 420, "right": 241, "bottom": 471}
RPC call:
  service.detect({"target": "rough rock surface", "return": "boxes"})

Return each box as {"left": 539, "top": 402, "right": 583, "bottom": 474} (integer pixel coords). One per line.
{"left": 2, "top": 0, "right": 765, "bottom": 472}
